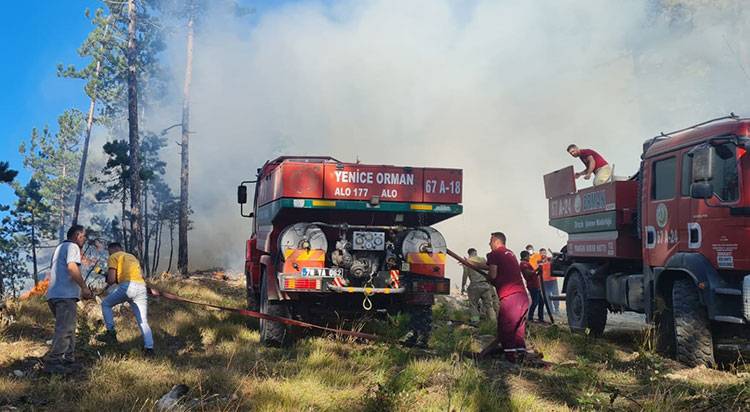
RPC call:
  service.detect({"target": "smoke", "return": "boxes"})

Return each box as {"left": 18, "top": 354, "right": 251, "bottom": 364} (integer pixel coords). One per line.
{"left": 148, "top": 0, "right": 750, "bottom": 281}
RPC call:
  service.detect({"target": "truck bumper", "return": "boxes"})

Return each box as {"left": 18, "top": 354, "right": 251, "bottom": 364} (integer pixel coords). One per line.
{"left": 278, "top": 272, "right": 450, "bottom": 295}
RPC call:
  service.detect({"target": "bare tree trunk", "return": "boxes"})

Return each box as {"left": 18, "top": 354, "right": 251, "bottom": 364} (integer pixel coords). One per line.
{"left": 178, "top": 14, "right": 194, "bottom": 275}
{"left": 152, "top": 219, "right": 162, "bottom": 274}
{"left": 59, "top": 164, "right": 66, "bottom": 241}
{"left": 31, "top": 210, "right": 38, "bottom": 286}
{"left": 122, "top": 185, "right": 129, "bottom": 251}
{"left": 143, "top": 183, "right": 150, "bottom": 277}
{"left": 72, "top": 22, "right": 111, "bottom": 226}
{"left": 127, "top": 0, "right": 143, "bottom": 261}
{"left": 168, "top": 220, "right": 175, "bottom": 273}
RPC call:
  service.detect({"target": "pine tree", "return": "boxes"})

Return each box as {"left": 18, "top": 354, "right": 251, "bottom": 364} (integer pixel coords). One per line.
{"left": 92, "top": 140, "right": 131, "bottom": 249}
{"left": 18, "top": 110, "right": 84, "bottom": 241}
{"left": 13, "top": 179, "right": 53, "bottom": 286}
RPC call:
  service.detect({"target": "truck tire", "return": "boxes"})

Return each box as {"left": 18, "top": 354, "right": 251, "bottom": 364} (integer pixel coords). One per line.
{"left": 259, "top": 272, "right": 291, "bottom": 346}
{"left": 672, "top": 279, "right": 715, "bottom": 367}
{"left": 566, "top": 271, "right": 607, "bottom": 336}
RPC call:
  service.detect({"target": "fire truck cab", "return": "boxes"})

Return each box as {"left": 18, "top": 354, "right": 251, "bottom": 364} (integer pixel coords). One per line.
{"left": 547, "top": 115, "right": 750, "bottom": 367}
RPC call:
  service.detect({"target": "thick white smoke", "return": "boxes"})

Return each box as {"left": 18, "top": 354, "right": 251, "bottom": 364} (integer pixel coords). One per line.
{"left": 148, "top": 0, "right": 750, "bottom": 284}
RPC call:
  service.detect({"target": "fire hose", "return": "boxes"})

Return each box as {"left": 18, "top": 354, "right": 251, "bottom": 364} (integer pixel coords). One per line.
{"left": 146, "top": 286, "right": 384, "bottom": 342}
{"left": 445, "top": 248, "right": 555, "bottom": 324}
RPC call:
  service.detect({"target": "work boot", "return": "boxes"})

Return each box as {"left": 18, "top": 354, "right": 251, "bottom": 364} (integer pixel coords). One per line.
{"left": 142, "top": 348, "right": 155, "bottom": 358}
{"left": 95, "top": 330, "right": 117, "bottom": 345}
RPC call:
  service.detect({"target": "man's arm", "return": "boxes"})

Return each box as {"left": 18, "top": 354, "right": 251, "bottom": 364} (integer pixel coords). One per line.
{"left": 461, "top": 266, "right": 468, "bottom": 293}
{"left": 68, "top": 262, "right": 93, "bottom": 299}
{"left": 487, "top": 264, "right": 498, "bottom": 281}
{"left": 106, "top": 268, "right": 117, "bottom": 285}
{"left": 576, "top": 155, "right": 596, "bottom": 178}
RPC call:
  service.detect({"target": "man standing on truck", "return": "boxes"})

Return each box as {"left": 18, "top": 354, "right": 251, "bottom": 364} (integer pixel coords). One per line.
{"left": 567, "top": 144, "right": 612, "bottom": 186}
{"left": 461, "top": 248, "right": 498, "bottom": 324}
{"left": 478, "top": 232, "right": 529, "bottom": 362}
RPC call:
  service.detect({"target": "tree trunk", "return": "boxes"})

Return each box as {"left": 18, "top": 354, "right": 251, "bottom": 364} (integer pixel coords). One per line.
{"left": 143, "top": 183, "right": 150, "bottom": 277}
{"left": 122, "top": 184, "right": 129, "bottom": 251}
{"left": 31, "top": 210, "right": 38, "bottom": 286}
{"left": 152, "top": 219, "right": 162, "bottom": 275}
{"left": 127, "top": 0, "right": 143, "bottom": 261}
{"left": 178, "top": 14, "right": 194, "bottom": 276}
{"left": 59, "top": 164, "right": 66, "bottom": 241}
{"left": 72, "top": 22, "right": 110, "bottom": 226}
{"left": 168, "top": 220, "right": 175, "bottom": 273}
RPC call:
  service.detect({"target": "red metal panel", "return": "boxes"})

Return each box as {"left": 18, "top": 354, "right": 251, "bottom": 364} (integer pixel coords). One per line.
{"left": 423, "top": 168, "right": 463, "bottom": 204}
{"left": 549, "top": 180, "right": 637, "bottom": 219}
{"left": 543, "top": 166, "right": 576, "bottom": 199}
{"left": 567, "top": 231, "right": 641, "bottom": 259}
{"left": 323, "top": 164, "right": 424, "bottom": 202}
{"left": 257, "top": 162, "right": 324, "bottom": 205}
{"left": 277, "top": 162, "right": 324, "bottom": 199}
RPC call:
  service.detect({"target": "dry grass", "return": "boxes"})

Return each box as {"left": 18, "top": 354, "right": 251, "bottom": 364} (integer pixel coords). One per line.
{"left": 1, "top": 278, "right": 749, "bottom": 411}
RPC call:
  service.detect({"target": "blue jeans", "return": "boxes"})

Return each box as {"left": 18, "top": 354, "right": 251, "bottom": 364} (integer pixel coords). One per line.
{"left": 528, "top": 288, "right": 544, "bottom": 321}
{"left": 101, "top": 282, "right": 153, "bottom": 349}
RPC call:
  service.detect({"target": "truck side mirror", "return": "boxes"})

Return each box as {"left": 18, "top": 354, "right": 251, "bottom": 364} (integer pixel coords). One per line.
{"left": 237, "top": 185, "right": 248, "bottom": 204}
{"left": 691, "top": 146, "right": 714, "bottom": 182}
{"left": 690, "top": 182, "right": 713, "bottom": 200}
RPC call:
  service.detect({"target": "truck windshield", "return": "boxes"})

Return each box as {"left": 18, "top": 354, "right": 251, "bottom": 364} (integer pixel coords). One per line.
{"left": 711, "top": 143, "right": 739, "bottom": 202}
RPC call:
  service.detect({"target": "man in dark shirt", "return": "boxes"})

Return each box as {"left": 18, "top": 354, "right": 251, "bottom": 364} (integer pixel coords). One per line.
{"left": 477, "top": 232, "right": 530, "bottom": 362}
{"left": 520, "top": 251, "right": 543, "bottom": 323}
{"left": 567, "top": 144, "right": 612, "bottom": 186}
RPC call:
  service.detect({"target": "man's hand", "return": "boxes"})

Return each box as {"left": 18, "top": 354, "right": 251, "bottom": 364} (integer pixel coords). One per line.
{"left": 583, "top": 173, "right": 592, "bottom": 180}
{"left": 81, "top": 287, "right": 94, "bottom": 300}
{"left": 574, "top": 171, "right": 583, "bottom": 178}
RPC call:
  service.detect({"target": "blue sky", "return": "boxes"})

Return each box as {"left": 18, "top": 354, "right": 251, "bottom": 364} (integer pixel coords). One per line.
{"left": 0, "top": 1, "right": 99, "bottom": 204}
{"left": 0, "top": 0, "right": 295, "bottom": 208}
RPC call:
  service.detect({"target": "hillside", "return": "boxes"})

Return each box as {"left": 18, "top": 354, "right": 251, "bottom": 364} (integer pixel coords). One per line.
{"left": 1, "top": 274, "right": 749, "bottom": 411}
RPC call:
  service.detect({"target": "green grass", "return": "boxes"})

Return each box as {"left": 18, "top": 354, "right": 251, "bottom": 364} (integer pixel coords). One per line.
{"left": 1, "top": 277, "right": 749, "bottom": 411}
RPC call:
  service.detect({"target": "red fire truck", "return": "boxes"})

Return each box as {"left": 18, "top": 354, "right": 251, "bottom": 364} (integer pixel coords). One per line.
{"left": 237, "top": 157, "right": 462, "bottom": 346}
{"left": 545, "top": 115, "right": 750, "bottom": 367}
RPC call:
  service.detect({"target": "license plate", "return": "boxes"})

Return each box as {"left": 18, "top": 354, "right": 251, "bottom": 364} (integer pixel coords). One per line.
{"left": 301, "top": 267, "right": 343, "bottom": 278}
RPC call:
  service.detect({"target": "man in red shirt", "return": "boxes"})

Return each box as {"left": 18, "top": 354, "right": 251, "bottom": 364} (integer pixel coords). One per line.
{"left": 478, "top": 232, "right": 530, "bottom": 362}
{"left": 520, "top": 251, "right": 543, "bottom": 323}
{"left": 567, "top": 144, "right": 612, "bottom": 186}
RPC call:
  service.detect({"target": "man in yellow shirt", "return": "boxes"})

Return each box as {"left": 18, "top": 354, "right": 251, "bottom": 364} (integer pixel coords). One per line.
{"left": 95, "top": 242, "right": 154, "bottom": 355}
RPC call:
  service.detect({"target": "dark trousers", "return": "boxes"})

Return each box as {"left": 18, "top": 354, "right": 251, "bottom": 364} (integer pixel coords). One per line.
{"left": 528, "top": 288, "right": 544, "bottom": 321}
{"left": 44, "top": 298, "right": 78, "bottom": 365}
{"left": 497, "top": 292, "right": 529, "bottom": 362}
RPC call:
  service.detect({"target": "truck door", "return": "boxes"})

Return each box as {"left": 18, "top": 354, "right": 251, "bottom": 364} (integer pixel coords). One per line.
{"left": 687, "top": 142, "right": 743, "bottom": 270}
{"left": 643, "top": 154, "right": 680, "bottom": 267}
{"left": 678, "top": 151, "right": 699, "bottom": 252}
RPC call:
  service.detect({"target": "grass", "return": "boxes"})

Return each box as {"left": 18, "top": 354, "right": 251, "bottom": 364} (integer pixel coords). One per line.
{"left": 1, "top": 276, "right": 749, "bottom": 411}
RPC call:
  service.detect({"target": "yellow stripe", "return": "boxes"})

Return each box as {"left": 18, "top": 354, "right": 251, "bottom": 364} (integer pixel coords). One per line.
{"left": 312, "top": 200, "right": 336, "bottom": 207}
{"left": 410, "top": 204, "right": 433, "bottom": 211}
{"left": 347, "top": 287, "right": 354, "bottom": 293}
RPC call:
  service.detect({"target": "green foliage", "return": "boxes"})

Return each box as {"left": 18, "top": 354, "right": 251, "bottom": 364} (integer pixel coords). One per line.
{"left": 58, "top": 2, "right": 166, "bottom": 121}
{"left": 0, "top": 162, "right": 18, "bottom": 184}
{"left": 18, "top": 110, "right": 84, "bottom": 240}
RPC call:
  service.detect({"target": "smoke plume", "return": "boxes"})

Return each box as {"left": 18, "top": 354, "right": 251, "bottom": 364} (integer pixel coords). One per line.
{"left": 148, "top": 0, "right": 750, "bottom": 283}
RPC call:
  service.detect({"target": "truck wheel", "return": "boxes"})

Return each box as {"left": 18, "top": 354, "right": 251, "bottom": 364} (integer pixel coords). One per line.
{"left": 672, "top": 279, "right": 715, "bottom": 367}
{"left": 260, "top": 272, "right": 291, "bottom": 347}
{"left": 566, "top": 272, "right": 607, "bottom": 336}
